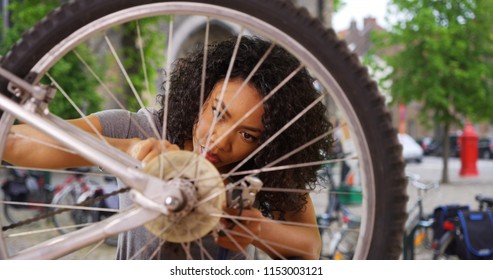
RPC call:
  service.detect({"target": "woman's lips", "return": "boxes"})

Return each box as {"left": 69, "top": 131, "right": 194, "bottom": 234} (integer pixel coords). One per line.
{"left": 205, "top": 151, "right": 221, "bottom": 164}
{"left": 201, "top": 146, "right": 221, "bottom": 164}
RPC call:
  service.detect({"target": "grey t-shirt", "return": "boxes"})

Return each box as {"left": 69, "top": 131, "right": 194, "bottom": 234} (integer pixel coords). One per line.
{"left": 94, "top": 108, "right": 248, "bottom": 260}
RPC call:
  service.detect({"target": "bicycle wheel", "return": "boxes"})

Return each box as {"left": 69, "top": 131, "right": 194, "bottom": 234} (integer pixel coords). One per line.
{"left": 51, "top": 180, "right": 118, "bottom": 247}
{"left": 0, "top": 0, "right": 407, "bottom": 259}
{"left": 50, "top": 183, "right": 94, "bottom": 235}
{"left": 2, "top": 192, "right": 39, "bottom": 226}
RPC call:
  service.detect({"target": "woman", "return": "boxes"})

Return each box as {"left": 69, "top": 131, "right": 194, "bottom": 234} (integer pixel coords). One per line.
{"left": 3, "top": 36, "right": 333, "bottom": 260}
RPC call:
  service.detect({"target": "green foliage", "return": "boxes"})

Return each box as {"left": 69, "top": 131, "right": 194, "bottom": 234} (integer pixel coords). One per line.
{"left": 1, "top": 1, "right": 103, "bottom": 118}
{"left": 0, "top": 0, "right": 59, "bottom": 54}
{"left": 334, "top": 0, "right": 344, "bottom": 12}
{"left": 119, "top": 18, "right": 166, "bottom": 112}
{"left": 1, "top": 2, "right": 166, "bottom": 118}
{"left": 373, "top": 0, "right": 493, "bottom": 127}
{"left": 46, "top": 46, "right": 104, "bottom": 118}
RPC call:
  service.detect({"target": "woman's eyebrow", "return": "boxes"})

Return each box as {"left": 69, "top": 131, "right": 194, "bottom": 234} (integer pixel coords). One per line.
{"left": 242, "top": 125, "right": 263, "bottom": 133}
{"left": 214, "top": 98, "right": 231, "bottom": 118}
{"left": 214, "top": 98, "right": 263, "bottom": 133}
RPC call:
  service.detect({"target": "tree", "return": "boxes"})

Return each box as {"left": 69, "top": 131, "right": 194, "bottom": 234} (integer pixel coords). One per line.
{"left": 374, "top": 0, "right": 493, "bottom": 183}
{"left": 1, "top": 2, "right": 164, "bottom": 118}
{"left": 1, "top": 0, "right": 103, "bottom": 118}
{"left": 120, "top": 18, "right": 165, "bottom": 112}
{"left": 1, "top": 1, "right": 58, "bottom": 53}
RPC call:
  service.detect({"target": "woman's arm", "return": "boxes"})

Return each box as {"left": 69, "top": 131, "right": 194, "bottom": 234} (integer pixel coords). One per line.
{"left": 217, "top": 196, "right": 321, "bottom": 260}
{"left": 3, "top": 115, "right": 104, "bottom": 168}
{"left": 256, "top": 196, "right": 321, "bottom": 259}
{"left": 2, "top": 114, "right": 176, "bottom": 168}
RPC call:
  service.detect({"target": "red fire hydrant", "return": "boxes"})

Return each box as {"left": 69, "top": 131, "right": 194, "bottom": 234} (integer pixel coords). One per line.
{"left": 459, "top": 122, "right": 479, "bottom": 177}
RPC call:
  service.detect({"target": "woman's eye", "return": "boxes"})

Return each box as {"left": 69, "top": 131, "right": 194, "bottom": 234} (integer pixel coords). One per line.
{"left": 241, "top": 132, "right": 258, "bottom": 143}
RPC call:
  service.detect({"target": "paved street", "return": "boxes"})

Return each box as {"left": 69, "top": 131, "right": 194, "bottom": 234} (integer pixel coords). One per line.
{"left": 312, "top": 156, "right": 493, "bottom": 218}
{"left": 50, "top": 157, "right": 492, "bottom": 225}
{"left": 403, "top": 156, "right": 493, "bottom": 259}
{"left": 405, "top": 156, "right": 493, "bottom": 214}
{"left": 2, "top": 156, "right": 491, "bottom": 259}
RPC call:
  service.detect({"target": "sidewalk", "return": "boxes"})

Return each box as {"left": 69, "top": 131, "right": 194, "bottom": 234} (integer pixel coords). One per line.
{"left": 405, "top": 157, "right": 493, "bottom": 214}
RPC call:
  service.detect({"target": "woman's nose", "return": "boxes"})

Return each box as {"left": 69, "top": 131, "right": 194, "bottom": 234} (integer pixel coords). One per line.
{"left": 210, "top": 125, "right": 232, "bottom": 152}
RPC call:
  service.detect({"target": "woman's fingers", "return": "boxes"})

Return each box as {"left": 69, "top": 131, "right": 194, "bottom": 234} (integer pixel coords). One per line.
{"left": 128, "top": 138, "right": 180, "bottom": 162}
{"left": 142, "top": 149, "right": 160, "bottom": 163}
{"left": 216, "top": 207, "right": 263, "bottom": 251}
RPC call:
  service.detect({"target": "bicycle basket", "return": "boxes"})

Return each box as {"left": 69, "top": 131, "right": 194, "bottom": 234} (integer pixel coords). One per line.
{"left": 454, "top": 210, "right": 493, "bottom": 260}
{"left": 432, "top": 204, "right": 470, "bottom": 240}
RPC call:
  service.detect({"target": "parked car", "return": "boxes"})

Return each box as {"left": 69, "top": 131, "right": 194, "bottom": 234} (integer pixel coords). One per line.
{"left": 397, "top": 133, "right": 423, "bottom": 163}
{"left": 416, "top": 137, "right": 432, "bottom": 152}
{"left": 423, "top": 135, "right": 460, "bottom": 157}
{"left": 478, "top": 137, "right": 493, "bottom": 159}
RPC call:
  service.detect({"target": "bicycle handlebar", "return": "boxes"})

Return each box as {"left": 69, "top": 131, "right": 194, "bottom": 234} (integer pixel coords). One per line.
{"left": 406, "top": 173, "right": 439, "bottom": 191}
{"left": 475, "top": 194, "right": 493, "bottom": 211}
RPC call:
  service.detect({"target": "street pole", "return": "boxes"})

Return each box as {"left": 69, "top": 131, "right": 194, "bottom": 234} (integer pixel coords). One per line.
{"left": 2, "top": 0, "right": 9, "bottom": 40}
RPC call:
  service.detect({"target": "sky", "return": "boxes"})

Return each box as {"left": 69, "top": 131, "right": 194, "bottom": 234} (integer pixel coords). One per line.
{"left": 332, "top": 0, "right": 391, "bottom": 31}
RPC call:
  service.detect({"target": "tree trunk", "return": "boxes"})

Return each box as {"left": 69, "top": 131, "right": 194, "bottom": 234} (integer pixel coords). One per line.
{"left": 441, "top": 122, "right": 450, "bottom": 183}
{"left": 315, "top": 0, "right": 333, "bottom": 28}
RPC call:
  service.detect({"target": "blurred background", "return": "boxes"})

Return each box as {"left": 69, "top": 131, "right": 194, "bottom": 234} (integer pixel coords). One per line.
{"left": 0, "top": 0, "right": 492, "bottom": 260}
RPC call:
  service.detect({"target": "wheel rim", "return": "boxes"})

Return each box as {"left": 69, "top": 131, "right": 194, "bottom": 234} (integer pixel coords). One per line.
{"left": 0, "top": 1, "right": 405, "bottom": 260}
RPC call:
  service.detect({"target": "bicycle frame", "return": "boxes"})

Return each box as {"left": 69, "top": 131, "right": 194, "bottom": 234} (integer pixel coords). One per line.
{"left": 401, "top": 175, "right": 438, "bottom": 260}
{"left": 402, "top": 216, "right": 433, "bottom": 260}
{"left": 0, "top": 68, "right": 184, "bottom": 259}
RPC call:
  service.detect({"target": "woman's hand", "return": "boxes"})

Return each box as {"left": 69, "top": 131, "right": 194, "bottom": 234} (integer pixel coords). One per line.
{"left": 126, "top": 138, "right": 180, "bottom": 163}
{"left": 215, "top": 197, "right": 321, "bottom": 259}
{"left": 215, "top": 206, "right": 263, "bottom": 251}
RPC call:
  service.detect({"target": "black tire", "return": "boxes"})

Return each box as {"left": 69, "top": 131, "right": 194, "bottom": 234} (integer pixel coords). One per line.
{"left": 0, "top": 0, "right": 407, "bottom": 259}
{"left": 3, "top": 194, "right": 40, "bottom": 225}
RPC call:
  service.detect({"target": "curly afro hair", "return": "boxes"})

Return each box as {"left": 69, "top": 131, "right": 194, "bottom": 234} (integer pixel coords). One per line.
{"left": 158, "top": 36, "right": 333, "bottom": 215}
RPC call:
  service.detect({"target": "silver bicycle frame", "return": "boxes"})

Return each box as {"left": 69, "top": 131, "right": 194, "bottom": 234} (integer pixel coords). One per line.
{"left": 0, "top": 69, "right": 183, "bottom": 259}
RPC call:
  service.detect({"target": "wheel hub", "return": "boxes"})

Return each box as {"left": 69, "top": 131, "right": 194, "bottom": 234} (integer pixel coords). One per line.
{"left": 142, "top": 151, "right": 225, "bottom": 243}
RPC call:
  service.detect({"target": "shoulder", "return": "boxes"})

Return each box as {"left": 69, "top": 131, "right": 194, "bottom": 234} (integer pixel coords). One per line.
{"left": 92, "top": 108, "right": 161, "bottom": 139}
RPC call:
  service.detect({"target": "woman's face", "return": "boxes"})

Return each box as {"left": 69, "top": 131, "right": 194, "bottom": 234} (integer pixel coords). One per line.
{"left": 194, "top": 79, "right": 265, "bottom": 172}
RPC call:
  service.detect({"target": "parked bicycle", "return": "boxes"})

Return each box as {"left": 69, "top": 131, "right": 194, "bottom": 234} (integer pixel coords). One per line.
{"left": 1, "top": 166, "right": 119, "bottom": 246}
{"left": 402, "top": 171, "right": 493, "bottom": 260}
{"left": 317, "top": 160, "right": 361, "bottom": 260}
{"left": 1, "top": 165, "right": 53, "bottom": 225}
{"left": 49, "top": 168, "right": 119, "bottom": 246}
{"left": 401, "top": 173, "right": 438, "bottom": 260}
{"left": 430, "top": 194, "right": 493, "bottom": 260}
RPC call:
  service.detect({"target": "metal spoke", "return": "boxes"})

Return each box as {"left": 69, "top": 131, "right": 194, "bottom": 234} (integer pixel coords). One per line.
{"left": 202, "top": 30, "right": 244, "bottom": 155}
{"left": 104, "top": 34, "right": 162, "bottom": 141}
{"left": 160, "top": 17, "right": 174, "bottom": 142}
{"left": 73, "top": 50, "right": 154, "bottom": 140}
{"left": 46, "top": 73, "right": 109, "bottom": 145}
